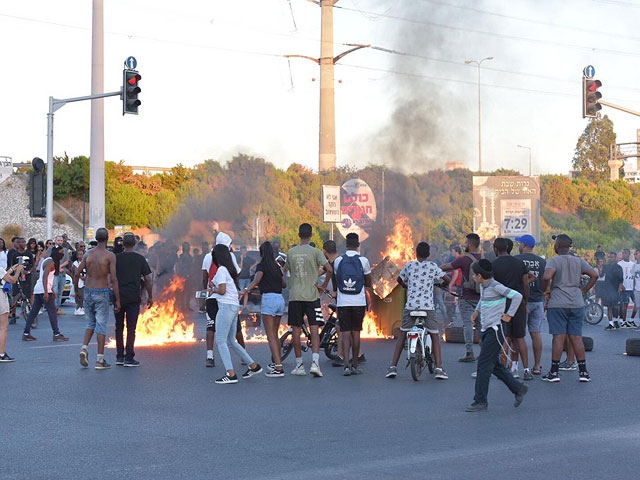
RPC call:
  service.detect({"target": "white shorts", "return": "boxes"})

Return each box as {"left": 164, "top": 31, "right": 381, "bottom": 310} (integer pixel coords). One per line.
{"left": 0, "top": 292, "right": 9, "bottom": 315}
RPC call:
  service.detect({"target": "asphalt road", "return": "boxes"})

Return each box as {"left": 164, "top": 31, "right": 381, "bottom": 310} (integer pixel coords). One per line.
{"left": 2, "top": 304, "right": 640, "bottom": 480}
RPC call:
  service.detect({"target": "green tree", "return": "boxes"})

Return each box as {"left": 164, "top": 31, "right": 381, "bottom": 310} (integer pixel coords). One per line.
{"left": 572, "top": 114, "right": 616, "bottom": 183}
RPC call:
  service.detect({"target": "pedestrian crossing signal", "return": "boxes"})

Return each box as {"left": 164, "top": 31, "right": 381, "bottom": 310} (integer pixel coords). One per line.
{"left": 123, "top": 69, "right": 141, "bottom": 115}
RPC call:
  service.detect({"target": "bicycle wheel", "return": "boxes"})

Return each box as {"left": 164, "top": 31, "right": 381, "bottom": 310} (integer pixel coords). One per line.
{"left": 584, "top": 302, "right": 603, "bottom": 325}
{"left": 410, "top": 350, "right": 424, "bottom": 381}
{"left": 425, "top": 346, "right": 435, "bottom": 374}
{"left": 279, "top": 331, "right": 294, "bottom": 362}
{"left": 324, "top": 330, "right": 339, "bottom": 360}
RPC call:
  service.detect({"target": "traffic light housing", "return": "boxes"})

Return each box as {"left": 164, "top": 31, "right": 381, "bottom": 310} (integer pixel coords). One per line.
{"left": 122, "top": 69, "right": 141, "bottom": 115}
{"left": 29, "top": 157, "right": 46, "bottom": 217}
{"left": 583, "top": 78, "right": 602, "bottom": 118}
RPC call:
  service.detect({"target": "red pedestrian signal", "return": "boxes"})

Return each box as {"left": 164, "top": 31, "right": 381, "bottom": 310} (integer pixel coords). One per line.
{"left": 122, "top": 69, "right": 141, "bottom": 115}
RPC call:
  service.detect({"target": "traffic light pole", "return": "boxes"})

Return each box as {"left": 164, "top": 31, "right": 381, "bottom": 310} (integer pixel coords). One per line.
{"left": 598, "top": 100, "right": 640, "bottom": 118}
{"left": 45, "top": 90, "right": 122, "bottom": 240}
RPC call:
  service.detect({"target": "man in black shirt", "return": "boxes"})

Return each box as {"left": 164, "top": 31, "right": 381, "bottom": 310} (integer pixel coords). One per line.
{"left": 594, "top": 245, "right": 605, "bottom": 264}
{"left": 491, "top": 238, "right": 530, "bottom": 380}
{"left": 114, "top": 233, "right": 153, "bottom": 366}
{"left": 603, "top": 252, "right": 624, "bottom": 330}
{"left": 515, "top": 235, "right": 546, "bottom": 376}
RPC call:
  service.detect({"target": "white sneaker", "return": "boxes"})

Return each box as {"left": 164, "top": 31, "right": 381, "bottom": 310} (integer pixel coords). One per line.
{"left": 291, "top": 364, "right": 306, "bottom": 376}
{"left": 310, "top": 361, "right": 323, "bottom": 377}
{"left": 471, "top": 371, "right": 477, "bottom": 378}
{"left": 74, "top": 308, "right": 85, "bottom": 316}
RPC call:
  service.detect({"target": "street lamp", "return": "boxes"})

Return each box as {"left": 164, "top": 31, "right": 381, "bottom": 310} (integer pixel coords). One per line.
{"left": 465, "top": 56, "right": 493, "bottom": 172}
{"left": 517, "top": 144, "right": 532, "bottom": 176}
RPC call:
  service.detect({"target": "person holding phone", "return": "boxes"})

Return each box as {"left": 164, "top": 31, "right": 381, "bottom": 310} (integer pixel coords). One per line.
{"left": 0, "top": 262, "right": 24, "bottom": 361}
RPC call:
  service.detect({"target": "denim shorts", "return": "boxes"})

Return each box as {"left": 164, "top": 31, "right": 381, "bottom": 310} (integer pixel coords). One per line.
{"left": 526, "top": 302, "right": 545, "bottom": 333}
{"left": 621, "top": 290, "right": 633, "bottom": 304}
{"left": 261, "top": 293, "right": 285, "bottom": 317}
{"left": 547, "top": 307, "right": 583, "bottom": 336}
{"left": 84, "top": 288, "right": 111, "bottom": 336}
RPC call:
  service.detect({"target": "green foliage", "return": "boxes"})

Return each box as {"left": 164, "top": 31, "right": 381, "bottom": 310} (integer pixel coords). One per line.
{"left": 53, "top": 154, "right": 89, "bottom": 199}
{"left": 572, "top": 114, "right": 616, "bottom": 183}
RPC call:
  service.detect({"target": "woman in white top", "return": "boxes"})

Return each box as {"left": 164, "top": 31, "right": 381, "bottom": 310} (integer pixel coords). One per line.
{"left": 211, "top": 244, "right": 262, "bottom": 384}
{"left": 22, "top": 246, "right": 68, "bottom": 342}
{"left": 0, "top": 238, "right": 7, "bottom": 271}
{"left": 1, "top": 262, "right": 24, "bottom": 361}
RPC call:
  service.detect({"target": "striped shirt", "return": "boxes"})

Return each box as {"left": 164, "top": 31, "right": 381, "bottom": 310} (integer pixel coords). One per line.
{"left": 474, "top": 279, "right": 523, "bottom": 332}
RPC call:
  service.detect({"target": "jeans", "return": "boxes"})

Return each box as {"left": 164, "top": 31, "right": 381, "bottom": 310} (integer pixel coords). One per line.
{"left": 53, "top": 274, "right": 65, "bottom": 309}
{"left": 114, "top": 302, "right": 140, "bottom": 360}
{"left": 215, "top": 302, "right": 254, "bottom": 372}
{"left": 474, "top": 327, "right": 523, "bottom": 405}
{"left": 24, "top": 294, "right": 60, "bottom": 335}
{"left": 459, "top": 299, "right": 479, "bottom": 352}
{"left": 84, "top": 288, "right": 111, "bottom": 336}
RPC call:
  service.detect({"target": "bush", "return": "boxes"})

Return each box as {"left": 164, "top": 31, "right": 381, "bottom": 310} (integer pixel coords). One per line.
{"left": 53, "top": 211, "right": 66, "bottom": 225}
{"left": 1, "top": 224, "right": 23, "bottom": 239}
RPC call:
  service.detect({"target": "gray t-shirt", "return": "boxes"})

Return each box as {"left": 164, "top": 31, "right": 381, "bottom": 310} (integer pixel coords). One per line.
{"left": 546, "top": 254, "right": 593, "bottom": 308}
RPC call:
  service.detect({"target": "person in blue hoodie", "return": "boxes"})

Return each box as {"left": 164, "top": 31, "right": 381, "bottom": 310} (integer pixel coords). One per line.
{"left": 466, "top": 259, "right": 528, "bottom": 412}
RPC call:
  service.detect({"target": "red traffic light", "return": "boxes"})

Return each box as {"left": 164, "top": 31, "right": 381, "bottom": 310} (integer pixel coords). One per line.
{"left": 127, "top": 73, "right": 141, "bottom": 85}
{"left": 587, "top": 79, "right": 602, "bottom": 91}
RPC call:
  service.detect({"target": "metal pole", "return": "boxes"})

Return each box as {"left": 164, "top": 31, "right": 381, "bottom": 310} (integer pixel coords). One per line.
{"left": 46, "top": 97, "right": 54, "bottom": 240}
{"left": 82, "top": 191, "right": 86, "bottom": 241}
{"left": 319, "top": 0, "right": 337, "bottom": 172}
{"left": 598, "top": 100, "right": 640, "bottom": 118}
{"left": 89, "top": 0, "right": 105, "bottom": 229}
{"left": 529, "top": 149, "right": 532, "bottom": 176}
{"left": 477, "top": 64, "right": 482, "bottom": 173}
{"left": 330, "top": 223, "right": 334, "bottom": 241}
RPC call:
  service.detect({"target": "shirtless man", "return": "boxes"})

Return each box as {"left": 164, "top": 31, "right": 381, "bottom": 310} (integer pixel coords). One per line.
{"left": 74, "top": 228, "right": 120, "bottom": 370}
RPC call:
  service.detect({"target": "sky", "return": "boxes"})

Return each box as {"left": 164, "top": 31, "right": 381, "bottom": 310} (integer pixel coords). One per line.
{"left": 1, "top": 0, "right": 640, "bottom": 176}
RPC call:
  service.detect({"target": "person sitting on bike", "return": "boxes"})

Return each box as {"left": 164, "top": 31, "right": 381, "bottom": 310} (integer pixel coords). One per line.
{"left": 465, "top": 259, "right": 527, "bottom": 412}
{"left": 386, "top": 242, "right": 450, "bottom": 380}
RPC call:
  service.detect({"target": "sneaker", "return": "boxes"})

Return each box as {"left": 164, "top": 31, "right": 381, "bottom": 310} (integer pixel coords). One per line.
{"left": 115, "top": 357, "right": 125, "bottom": 366}
{"left": 310, "top": 361, "right": 323, "bottom": 377}
{"left": 542, "top": 371, "right": 560, "bottom": 383}
{"left": 523, "top": 369, "right": 533, "bottom": 381}
{"left": 95, "top": 359, "right": 112, "bottom": 370}
{"left": 626, "top": 321, "right": 638, "bottom": 328}
{"left": 511, "top": 369, "right": 520, "bottom": 379}
{"left": 465, "top": 402, "right": 488, "bottom": 412}
{"left": 343, "top": 367, "right": 352, "bottom": 376}
{"left": 53, "top": 333, "right": 69, "bottom": 342}
{"left": 241, "top": 364, "right": 263, "bottom": 378}
{"left": 357, "top": 353, "right": 367, "bottom": 364}
{"left": 579, "top": 371, "right": 591, "bottom": 383}
{"left": 471, "top": 371, "right": 477, "bottom": 378}
{"left": 458, "top": 352, "right": 475, "bottom": 363}
{"left": 614, "top": 321, "right": 622, "bottom": 329}
{"left": 0, "top": 353, "right": 15, "bottom": 362}
{"left": 604, "top": 323, "right": 617, "bottom": 331}
{"left": 350, "top": 366, "right": 363, "bottom": 375}
{"left": 332, "top": 356, "right": 344, "bottom": 367}
{"left": 291, "top": 364, "right": 306, "bottom": 376}
{"left": 265, "top": 368, "right": 285, "bottom": 378}
{"left": 558, "top": 361, "right": 577, "bottom": 371}
{"left": 206, "top": 357, "right": 215, "bottom": 368}
{"left": 385, "top": 365, "right": 397, "bottom": 378}
{"left": 434, "top": 367, "right": 448, "bottom": 380}
{"left": 57, "top": 309, "right": 66, "bottom": 316}
{"left": 74, "top": 308, "right": 85, "bottom": 316}
{"left": 79, "top": 349, "right": 89, "bottom": 367}
{"left": 514, "top": 384, "right": 528, "bottom": 407}
{"left": 215, "top": 373, "right": 238, "bottom": 384}
{"left": 124, "top": 359, "right": 141, "bottom": 367}
{"left": 22, "top": 333, "right": 36, "bottom": 341}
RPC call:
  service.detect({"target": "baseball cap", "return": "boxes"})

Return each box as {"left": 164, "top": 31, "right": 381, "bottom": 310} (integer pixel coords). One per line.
{"left": 515, "top": 234, "right": 536, "bottom": 248}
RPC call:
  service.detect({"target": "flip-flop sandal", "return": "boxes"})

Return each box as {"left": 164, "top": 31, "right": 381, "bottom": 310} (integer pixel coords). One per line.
{"left": 532, "top": 367, "right": 542, "bottom": 375}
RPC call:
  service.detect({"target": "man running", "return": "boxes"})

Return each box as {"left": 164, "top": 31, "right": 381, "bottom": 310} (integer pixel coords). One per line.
{"left": 76, "top": 228, "right": 120, "bottom": 370}
{"left": 286, "top": 223, "right": 333, "bottom": 377}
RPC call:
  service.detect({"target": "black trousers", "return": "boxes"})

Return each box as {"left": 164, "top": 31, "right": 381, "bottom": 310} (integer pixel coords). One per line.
{"left": 474, "top": 326, "right": 523, "bottom": 405}
{"left": 115, "top": 302, "right": 140, "bottom": 360}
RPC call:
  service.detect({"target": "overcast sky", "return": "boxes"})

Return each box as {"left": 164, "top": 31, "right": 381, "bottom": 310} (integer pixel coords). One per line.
{"left": 1, "top": 0, "right": 640, "bottom": 175}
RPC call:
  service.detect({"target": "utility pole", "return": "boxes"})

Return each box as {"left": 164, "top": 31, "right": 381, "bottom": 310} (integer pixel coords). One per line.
{"left": 465, "top": 56, "right": 493, "bottom": 172}
{"left": 288, "top": 1, "right": 368, "bottom": 172}
{"left": 517, "top": 144, "right": 532, "bottom": 176}
{"left": 89, "top": 0, "right": 105, "bottom": 229}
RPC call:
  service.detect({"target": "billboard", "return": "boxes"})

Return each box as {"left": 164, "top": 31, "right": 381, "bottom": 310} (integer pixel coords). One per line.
{"left": 472, "top": 176, "right": 540, "bottom": 241}
{"left": 335, "top": 178, "right": 377, "bottom": 241}
{"left": 321, "top": 185, "right": 341, "bottom": 223}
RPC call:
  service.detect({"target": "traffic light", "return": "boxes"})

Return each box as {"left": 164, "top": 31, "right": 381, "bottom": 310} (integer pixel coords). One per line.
{"left": 29, "top": 157, "right": 46, "bottom": 217}
{"left": 122, "top": 69, "right": 141, "bottom": 115}
{"left": 583, "top": 78, "right": 602, "bottom": 118}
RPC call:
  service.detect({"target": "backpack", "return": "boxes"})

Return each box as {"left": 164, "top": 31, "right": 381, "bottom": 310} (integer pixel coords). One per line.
{"left": 462, "top": 253, "right": 484, "bottom": 294}
{"left": 336, "top": 253, "right": 365, "bottom": 295}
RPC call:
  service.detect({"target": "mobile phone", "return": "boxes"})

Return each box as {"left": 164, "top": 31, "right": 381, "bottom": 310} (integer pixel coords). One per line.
{"left": 18, "top": 257, "right": 24, "bottom": 265}
{"left": 195, "top": 290, "right": 209, "bottom": 299}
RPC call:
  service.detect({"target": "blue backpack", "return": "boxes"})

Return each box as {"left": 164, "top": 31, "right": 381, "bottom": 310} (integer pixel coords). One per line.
{"left": 336, "top": 254, "right": 364, "bottom": 295}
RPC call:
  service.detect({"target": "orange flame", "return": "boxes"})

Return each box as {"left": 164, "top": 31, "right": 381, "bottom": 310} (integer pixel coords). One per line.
{"left": 382, "top": 215, "right": 415, "bottom": 267}
{"left": 107, "top": 277, "right": 197, "bottom": 348}
{"left": 361, "top": 310, "right": 386, "bottom": 339}
{"left": 241, "top": 316, "right": 289, "bottom": 343}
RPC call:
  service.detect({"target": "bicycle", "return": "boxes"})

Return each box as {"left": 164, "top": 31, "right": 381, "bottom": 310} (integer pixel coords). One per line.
{"left": 277, "top": 303, "right": 339, "bottom": 362}
{"left": 583, "top": 292, "right": 604, "bottom": 325}
{"left": 406, "top": 311, "right": 435, "bottom": 381}
{"left": 10, "top": 281, "right": 32, "bottom": 326}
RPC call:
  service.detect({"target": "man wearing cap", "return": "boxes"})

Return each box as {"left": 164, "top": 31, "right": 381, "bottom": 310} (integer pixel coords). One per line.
{"left": 541, "top": 234, "right": 598, "bottom": 383}
{"left": 515, "top": 234, "right": 546, "bottom": 376}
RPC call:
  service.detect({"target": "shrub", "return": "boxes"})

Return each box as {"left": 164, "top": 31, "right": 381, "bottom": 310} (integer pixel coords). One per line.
{"left": 53, "top": 211, "right": 66, "bottom": 225}
{"left": 1, "top": 224, "right": 23, "bottom": 239}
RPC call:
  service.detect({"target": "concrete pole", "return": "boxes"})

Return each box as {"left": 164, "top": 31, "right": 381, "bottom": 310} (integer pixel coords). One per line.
{"left": 89, "top": 0, "right": 105, "bottom": 229}
{"left": 477, "top": 64, "right": 482, "bottom": 173}
{"left": 319, "top": 0, "right": 336, "bottom": 172}
{"left": 46, "top": 97, "right": 54, "bottom": 240}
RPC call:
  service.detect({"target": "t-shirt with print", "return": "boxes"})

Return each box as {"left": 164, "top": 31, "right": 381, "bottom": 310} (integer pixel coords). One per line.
{"left": 515, "top": 253, "right": 546, "bottom": 302}
{"left": 333, "top": 251, "right": 371, "bottom": 307}
{"left": 618, "top": 260, "right": 635, "bottom": 291}
{"left": 546, "top": 254, "right": 594, "bottom": 309}
{"left": 450, "top": 253, "right": 482, "bottom": 301}
{"left": 116, "top": 252, "right": 152, "bottom": 307}
{"left": 213, "top": 266, "right": 239, "bottom": 306}
{"left": 399, "top": 260, "right": 446, "bottom": 311}
{"left": 286, "top": 244, "right": 327, "bottom": 302}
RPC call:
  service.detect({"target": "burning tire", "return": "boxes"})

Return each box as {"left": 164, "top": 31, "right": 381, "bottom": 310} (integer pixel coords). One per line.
{"left": 444, "top": 326, "right": 479, "bottom": 344}
{"left": 279, "top": 331, "right": 294, "bottom": 361}
{"left": 626, "top": 338, "right": 640, "bottom": 357}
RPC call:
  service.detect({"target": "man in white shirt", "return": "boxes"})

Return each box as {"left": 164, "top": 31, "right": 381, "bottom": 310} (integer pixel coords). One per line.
{"left": 618, "top": 249, "right": 635, "bottom": 328}
{"left": 333, "top": 233, "right": 372, "bottom": 375}
{"left": 631, "top": 250, "right": 640, "bottom": 328}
